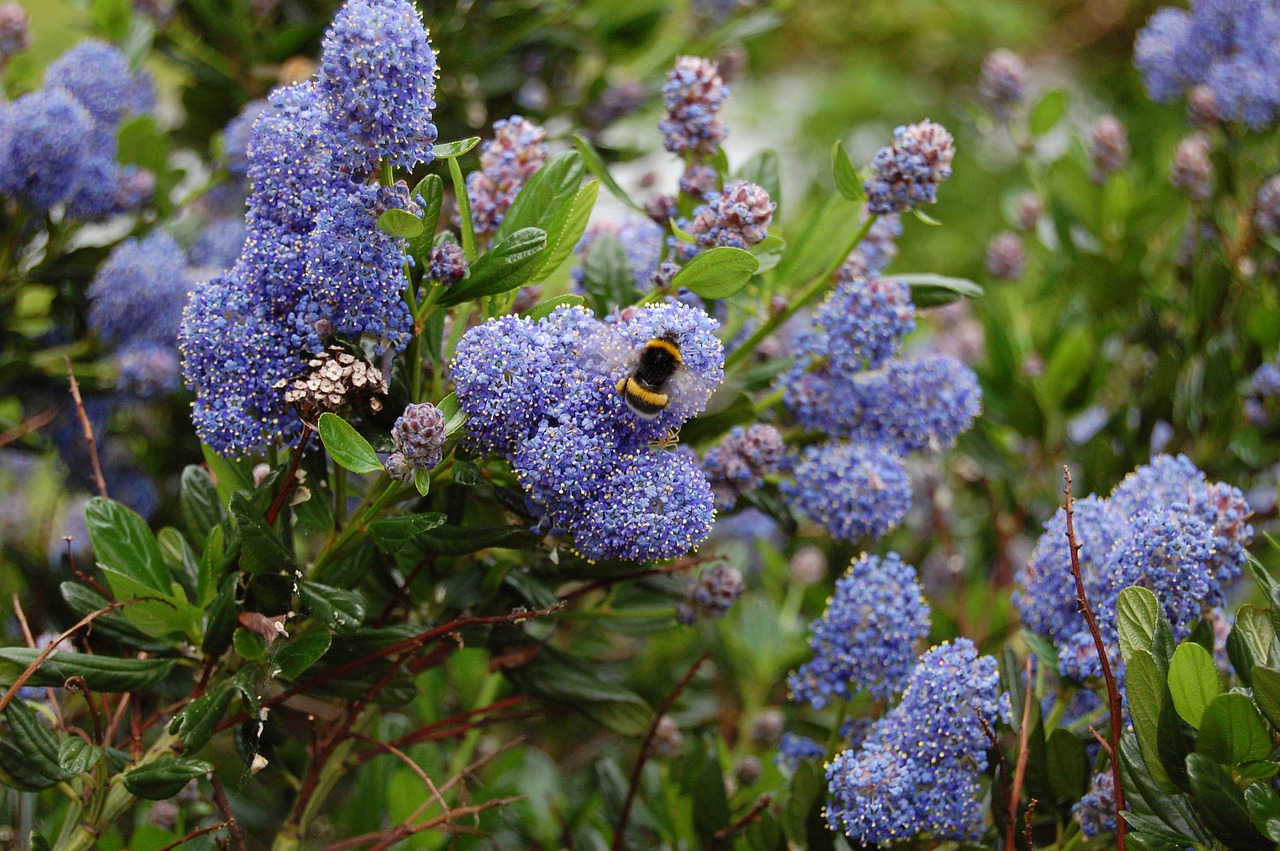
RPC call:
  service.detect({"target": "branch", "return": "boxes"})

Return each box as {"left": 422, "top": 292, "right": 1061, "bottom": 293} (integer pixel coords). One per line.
{"left": 709, "top": 795, "right": 773, "bottom": 848}
{"left": 156, "top": 820, "right": 233, "bottom": 851}
{"left": 265, "top": 424, "right": 314, "bottom": 526}
{"left": 211, "top": 776, "right": 248, "bottom": 851}
{"left": 1006, "top": 656, "right": 1034, "bottom": 850}
{"left": 64, "top": 356, "right": 107, "bottom": 499}
{"left": 1064, "top": 466, "right": 1126, "bottom": 850}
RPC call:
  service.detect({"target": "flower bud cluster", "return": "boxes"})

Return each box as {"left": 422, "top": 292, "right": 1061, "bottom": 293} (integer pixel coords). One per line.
{"left": 659, "top": 56, "right": 729, "bottom": 155}
{"left": 701, "top": 424, "right": 786, "bottom": 509}
{"left": 466, "top": 116, "right": 547, "bottom": 241}
{"left": 452, "top": 303, "right": 724, "bottom": 561}
{"left": 864, "top": 120, "right": 955, "bottom": 215}
{"left": 1255, "top": 174, "right": 1280, "bottom": 235}
{"left": 985, "top": 231, "right": 1026, "bottom": 280}
{"left": 428, "top": 243, "right": 468, "bottom": 286}
{"left": 0, "top": 3, "right": 30, "bottom": 68}
{"left": 387, "top": 403, "right": 446, "bottom": 478}
{"left": 675, "top": 562, "right": 745, "bottom": 624}
{"left": 1171, "top": 133, "right": 1213, "bottom": 202}
{"left": 978, "top": 49, "right": 1027, "bottom": 121}
{"left": 691, "top": 180, "right": 775, "bottom": 249}
{"left": 1015, "top": 454, "right": 1251, "bottom": 682}
{"left": 1086, "top": 114, "right": 1129, "bottom": 183}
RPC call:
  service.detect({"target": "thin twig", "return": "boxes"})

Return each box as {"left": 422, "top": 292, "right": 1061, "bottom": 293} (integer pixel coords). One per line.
{"left": 211, "top": 777, "right": 247, "bottom": 851}
{"left": 0, "top": 407, "right": 55, "bottom": 448}
{"left": 321, "top": 798, "right": 518, "bottom": 851}
{"left": 559, "top": 556, "right": 711, "bottom": 604}
{"left": 1064, "top": 466, "right": 1126, "bottom": 850}
{"left": 1006, "top": 657, "right": 1034, "bottom": 850}
{"left": 64, "top": 356, "right": 107, "bottom": 498}
{"left": 63, "top": 677, "right": 103, "bottom": 745}
{"left": 265, "top": 424, "right": 314, "bottom": 526}
{"left": 613, "top": 651, "right": 712, "bottom": 851}
{"left": 709, "top": 795, "right": 773, "bottom": 848}
{"left": 156, "top": 820, "right": 232, "bottom": 851}
{"left": 1023, "top": 798, "right": 1038, "bottom": 851}
{"left": 350, "top": 733, "right": 451, "bottom": 829}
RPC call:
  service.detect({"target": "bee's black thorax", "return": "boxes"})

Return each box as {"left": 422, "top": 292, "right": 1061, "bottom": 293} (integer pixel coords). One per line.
{"left": 633, "top": 337, "right": 682, "bottom": 390}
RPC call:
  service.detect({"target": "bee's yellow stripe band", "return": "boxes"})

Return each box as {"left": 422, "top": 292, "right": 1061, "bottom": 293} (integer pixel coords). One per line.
{"left": 621, "top": 378, "right": 669, "bottom": 406}
{"left": 646, "top": 338, "right": 682, "bottom": 361}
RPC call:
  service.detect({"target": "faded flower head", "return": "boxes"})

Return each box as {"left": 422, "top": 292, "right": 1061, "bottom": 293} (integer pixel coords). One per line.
{"left": 277, "top": 345, "right": 388, "bottom": 420}
{"left": 466, "top": 116, "right": 547, "bottom": 240}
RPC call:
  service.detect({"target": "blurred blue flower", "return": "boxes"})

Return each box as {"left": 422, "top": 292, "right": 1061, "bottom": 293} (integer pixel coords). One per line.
{"left": 89, "top": 232, "right": 193, "bottom": 348}
{"left": 0, "top": 88, "right": 94, "bottom": 212}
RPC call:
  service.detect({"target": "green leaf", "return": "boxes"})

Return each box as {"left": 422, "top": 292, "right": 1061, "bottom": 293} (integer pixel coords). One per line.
{"left": 1228, "top": 605, "right": 1272, "bottom": 687}
{"left": 784, "top": 759, "right": 824, "bottom": 843}
{"left": 1020, "top": 629, "right": 1060, "bottom": 674}
{"left": 413, "top": 467, "right": 431, "bottom": 497}
{"left": 433, "top": 136, "right": 480, "bottom": 158}
{"left": 123, "top": 757, "right": 213, "bottom": 800}
{"left": 1196, "top": 692, "right": 1271, "bottom": 765}
{"left": 1126, "top": 649, "right": 1175, "bottom": 790}
{"left": 530, "top": 180, "right": 599, "bottom": 285}
{"left": 1249, "top": 665, "right": 1280, "bottom": 730}
{"left": 58, "top": 738, "right": 103, "bottom": 776}
{"left": 180, "top": 465, "right": 225, "bottom": 546}
{"left": 735, "top": 150, "right": 781, "bottom": 216}
{"left": 831, "top": 140, "right": 863, "bottom": 201}
{"left": 750, "top": 235, "right": 786, "bottom": 274}
{"left": 369, "top": 512, "right": 448, "bottom": 553}
{"left": 436, "top": 227, "right": 547, "bottom": 307}
{"left": 1118, "top": 586, "right": 1164, "bottom": 663}
{"left": 229, "top": 494, "right": 295, "bottom": 575}
{"left": 117, "top": 114, "right": 167, "bottom": 175}
{"left": 86, "top": 497, "right": 169, "bottom": 594}
{"left": 1245, "top": 782, "right": 1280, "bottom": 842}
{"left": 1046, "top": 728, "right": 1088, "bottom": 801}
{"left": 317, "top": 413, "right": 383, "bottom": 474}
{"left": 1119, "top": 732, "right": 1211, "bottom": 845}
{"left": 298, "top": 581, "right": 366, "bottom": 631}
{"left": 1185, "top": 752, "right": 1274, "bottom": 849}
{"left": 233, "top": 628, "right": 265, "bottom": 662}
{"left": 689, "top": 735, "right": 731, "bottom": 845}
{"left": 437, "top": 392, "right": 465, "bottom": 436}
{"left": 376, "top": 208, "right": 425, "bottom": 239}
{"left": 521, "top": 294, "right": 588, "bottom": 321}
{"left": 1029, "top": 90, "right": 1068, "bottom": 136}
{"left": 200, "top": 445, "right": 254, "bottom": 505}
{"left": 1122, "top": 813, "right": 1207, "bottom": 847}
{"left": 274, "top": 630, "right": 332, "bottom": 680}
{"left": 496, "top": 151, "right": 585, "bottom": 243}
{"left": 671, "top": 247, "right": 759, "bottom": 299}
{"left": 92, "top": 0, "right": 131, "bottom": 41}
{"left": 0, "top": 699, "right": 71, "bottom": 791}
{"left": 1041, "top": 325, "right": 1094, "bottom": 400}
{"left": 201, "top": 574, "right": 238, "bottom": 657}
{"left": 407, "top": 524, "right": 539, "bottom": 556}
{"left": 169, "top": 682, "right": 233, "bottom": 754}
{"left": 772, "top": 193, "right": 861, "bottom": 287}
{"left": 409, "top": 173, "right": 444, "bottom": 266}
{"left": 572, "top": 132, "right": 644, "bottom": 212}
{"left": 0, "top": 649, "right": 175, "bottom": 692}
{"left": 503, "top": 646, "right": 653, "bottom": 735}
{"left": 580, "top": 231, "right": 634, "bottom": 314}
{"left": 1168, "top": 642, "right": 1220, "bottom": 728}
{"left": 894, "top": 273, "right": 983, "bottom": 307}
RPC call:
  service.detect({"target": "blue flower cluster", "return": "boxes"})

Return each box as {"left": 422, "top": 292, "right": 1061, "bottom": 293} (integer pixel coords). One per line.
{"left": 659, "top": 56, "right": 729, "bottom": 155}
{"left": 0, "top": 40, "right": 156, "bottom": 219}
{"left": 181, "top": 0, "right": 438, "bottom": 456}
{"left": 837, "top": 210, "right": 902, "bottom": 280}
{"left": 781, "top": 276, "right": 980, "bottom": 541}
{"left": 701, "top": 424, "right": 786, "bottom": 510}
{"left": 452, "top": 303, "right": 724, "bottom": 561}
{"left": 789, "top": 553, "right": 931, "bottom": 706}
{"left": 864, "top": 120, "right": 956, "bottom": 215}
{"left": 1073, "top": 771, "right": 1118, "bottom": 836}
{"left": 1014, "top": 455, "right": 1252, "bottom": 682}
{"left": 825, "top": 639, "right": 1003, "bottom": 845}
{"left": 1135, "top": 0, "right": 1280, "bottom": 129}
{"left": 466, "top": 116, "right": 547, "bottom": 241}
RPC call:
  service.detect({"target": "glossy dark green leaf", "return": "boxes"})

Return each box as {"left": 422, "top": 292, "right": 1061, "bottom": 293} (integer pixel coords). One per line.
{"left": 317, "top": 413, "right": 383, "bottom": 474}
{"left": 376, "top": 207, "right": 425, "bottom": 239}
{"left": 1256, "top": 666, "right": 1280, "bottom": 731}
{"left": 298, "top": 581, "right": 366, "bottom": 631}
{"left": 408, "top": 524, "right": 540, "bottom": 555}
{"left": 1244, "top": 781, "right": 1280, "bottom": 842}
{"left": 503, "top": 646, "right": 653, "bottom": 736}
{"left": 59, "top": 581, "right": 162, "bottom": 649}
{"left": 0, "top": 699, "right": 70, "bottom": 791}
{"left": 369, "top": 512, "right": 448, "bottom": 553}
{"left": 1046, "top": 728, "right": 1088, "bottom": 801}
{"left": 58, "top": 737, "right": 102, "bottom": 776}
{"left": 180, "top": 465, "right": 225, "bottom": 545}
{"left": 1196, "top": 692, "right": 1271, "bottom": 765}
{"left": 433, "top": 136, "right": 480, "bottom": 158}
{"left": 495, "top": 151, "right": 584, "bottom": 243}
{"left": 671, "top": 247, "right": 759, "bottom": 299}
{"left": 1185, "top": 751, "right": 1273, "bottom": 849}
{"left": 1122, "top": 813, "right": 1205, "bottom": 847}
{"left": 521, "top": 294, "right": 588, "bottom": 321}
{"left": 580, "top": 230, "right": 633, "bottom": 314}
{"left": 157, "top": 527, "right": 199, "bottom": 596}
{"left": 274, "top": 630, "right": 332, "bottom": 680}
{"left": 169, "top": 682, "right": 233, "bottom": 754}
{"left": 0, "top": 648, "right": 175, "bottom": 692}
{"left": 1119, "top": 732, "right": 1211, "bottom": 844}
{"left": 572, "top": 132, "right": 644, "bottom": 212}
{"left": 437, "top": 227, "right": 547, "bottom": 307}
{"left": 232, "top": 628, "right": 265, "bottom": 662}
{"left": 831, "top": 140, "right": 863, "bottom": 201}
{"left": 784, "top": 759, "right": 824, "bottom": 844}
{"left": 1029, "top": 89, "right": 1068, "bottom": 135}
{"left": 200, "top": 574, "right": 238, "bottom": 657}
{"left": 123, "top": 757, "right": 213, "bottom": 800}
{"left": 229, "top": 494, "right": 295, "bottom": 575}
{"left": 1118, "top": 586, "right": 1164, "bottom": 663}
{"left": 86, "top": 497, "right": 168, "bottom": 594}
{"left": 896, "top": 273, "right": 983, "bottom": 307}
{"left": 1127, "top": 649, "right": 1176, "bottom": 790}
{"left": 690, "top": 734, "right": 731, "bottom": 846}
{"left": 530, "top": 180, "right": 598, "bottom": 285}
{"left": 1168, "top": 642, "right": 1220, "bottom": 728}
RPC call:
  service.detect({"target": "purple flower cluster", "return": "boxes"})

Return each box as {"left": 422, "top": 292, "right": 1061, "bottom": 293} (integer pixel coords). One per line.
{"left": 826, "top": 639, "right": 1003, "bottom": 844}
{"left": 0, "top": 3, "right": 29, "bottom": 68}
{"left": 1086, "top": 114, "right": 1130, "bottom": 183}
{"left": 837, "top": 210, "right": 902, "bottom": 280}
{"left": 978, "top": 49, "right": 1028, "bottom": 121}
{"left": 1171, "top": 133, "right": 1213, "bottom": 201}
{"left": 466, "top": 116, "right": 547, "bottom": 241}
{"left": 0, "top": 40, "right": 156, "bottom": 219}
{"left": 864, "top": 120, "right": 956, "bottom": 215}
{"left": 985, "top": 231, "right": 1027, "bottom": 279}
{"left": 659, "top": 56, "right": 729, "bottom": 155}
{"left": 690, "top": 180, "right": 775, "bottom": 249}
{"left": 675, "top": 562, "right": 745, "bottom": 624}
{"left": 428, "top": 243, "right": 469, "bottom": 286}
{"left": 1135, "top": 0, "right": 1280, "bottom": 129}
{"left": 181, "top": 0, "right": 437, "bottom": 456}
{"left": 452, "top": 303, "right": 724, "bottom": 561}
{"left": 789, "top": 553, "right": 930, "bottom": 707}
{"left": 1014, "top": 455, "right": 1252, "bottom": 682}
{"left": 701, "top": 424, "right": 785, "bottom": 509}
{"left": 780, "top": 276, "right": 979, "bottom": 542}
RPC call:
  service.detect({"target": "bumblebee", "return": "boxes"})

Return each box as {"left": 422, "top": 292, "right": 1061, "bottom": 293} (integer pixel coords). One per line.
{"left": 617, "top": 334, "right": 684, "bottom": 418}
